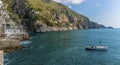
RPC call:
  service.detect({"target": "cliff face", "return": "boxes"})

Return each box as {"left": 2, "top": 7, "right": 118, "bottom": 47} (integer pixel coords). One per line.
{"left": 0, "top": 0, "right": 19, "bottom": 29}
{"left": 1, "top": 0, "right": 106, "bottom": 32}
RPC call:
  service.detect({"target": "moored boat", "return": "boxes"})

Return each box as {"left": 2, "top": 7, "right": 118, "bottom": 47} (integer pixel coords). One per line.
{"left": 85, "top": 45, "right": 108, "bottom": 51}
{"left": 85, "top": 41, "right": 108, "bottom": 51}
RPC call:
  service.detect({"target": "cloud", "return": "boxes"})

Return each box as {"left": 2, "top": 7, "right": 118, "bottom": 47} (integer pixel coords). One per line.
{"left": 53, "top": 0, "right": 85, "bottom": 4}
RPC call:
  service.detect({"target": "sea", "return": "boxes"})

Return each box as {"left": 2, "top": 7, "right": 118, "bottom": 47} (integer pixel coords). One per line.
{"left": 4, "top": 29, "right": 120, "bottom": 65}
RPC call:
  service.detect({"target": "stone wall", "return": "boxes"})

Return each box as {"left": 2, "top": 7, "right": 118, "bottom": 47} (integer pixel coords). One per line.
{"left": 0, "top": 28, "right": 2, "bottom": 37}
{"left": 0, "top": 38, "right": 20, "bottom": 48}
{"left": 0, "top": 38, "right": 22, "bottom": 52}
{"left": 0, "top": 51, "right": 3, "bottom": 65}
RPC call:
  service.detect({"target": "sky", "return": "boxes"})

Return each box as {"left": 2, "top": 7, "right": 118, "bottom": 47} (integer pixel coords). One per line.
{"left": 53, "top": 0, "right": 120, "bottom": 28}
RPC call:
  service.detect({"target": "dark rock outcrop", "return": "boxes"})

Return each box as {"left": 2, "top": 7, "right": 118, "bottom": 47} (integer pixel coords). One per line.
{"left": 12, "top": 0, "right": 37, "bottom": 32}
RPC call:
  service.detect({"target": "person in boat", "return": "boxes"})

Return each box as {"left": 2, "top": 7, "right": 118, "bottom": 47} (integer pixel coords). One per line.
{"left": 91, "top": 46, "right": 94, "bottom": 48}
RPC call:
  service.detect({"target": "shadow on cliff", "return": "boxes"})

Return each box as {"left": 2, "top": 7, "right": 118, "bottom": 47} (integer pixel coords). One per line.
{"left": 12, "top": 0, "right": 37, "bottom": 32}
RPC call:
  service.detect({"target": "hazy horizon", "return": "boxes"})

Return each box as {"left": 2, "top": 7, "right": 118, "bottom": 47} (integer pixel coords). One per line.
{"left": 53, "top": 0, "right": 120, "bottom": 28}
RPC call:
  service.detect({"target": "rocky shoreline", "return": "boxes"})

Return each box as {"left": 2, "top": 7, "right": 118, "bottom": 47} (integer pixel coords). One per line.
{"left": 35, "top": 25, "right": 78, "bottom": 32}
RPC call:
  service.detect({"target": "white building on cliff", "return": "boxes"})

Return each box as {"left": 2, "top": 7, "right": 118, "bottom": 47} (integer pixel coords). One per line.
{"left": 0, "top": 16, "right": 23, "bottom": 37}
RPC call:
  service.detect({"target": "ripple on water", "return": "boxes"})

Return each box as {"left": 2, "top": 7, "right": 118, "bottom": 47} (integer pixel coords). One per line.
{"left": 4, "top": 29, "right": 120, "bottom": 65}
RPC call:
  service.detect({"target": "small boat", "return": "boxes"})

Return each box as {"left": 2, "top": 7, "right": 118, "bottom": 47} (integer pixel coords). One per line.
{"left": 85, "top": 41, "right": 108, "bottom": 51}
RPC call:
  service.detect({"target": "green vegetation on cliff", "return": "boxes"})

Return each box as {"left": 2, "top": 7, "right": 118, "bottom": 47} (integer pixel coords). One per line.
{"left": 1, "top": 0, "right": 106, "bottom": 32}
{"left": 1, "top": 0, "right": 22, "bottom": 25}
{"left": 26, "top": 0, "right": 89, "bottom": 26}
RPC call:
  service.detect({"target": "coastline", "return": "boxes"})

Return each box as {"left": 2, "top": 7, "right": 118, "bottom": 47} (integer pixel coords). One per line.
{"left": 34, "top": 24, "right": 79, "bottom": 32}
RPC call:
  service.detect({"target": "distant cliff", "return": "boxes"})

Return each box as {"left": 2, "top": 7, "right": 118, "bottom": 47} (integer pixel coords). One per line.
{"left": 1, "top": 0, "right": 106, "bottom": 32}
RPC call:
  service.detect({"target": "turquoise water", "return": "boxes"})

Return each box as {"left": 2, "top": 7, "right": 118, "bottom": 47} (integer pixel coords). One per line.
{"left": 5, "top": 29, "right": 120, "bottom": 65}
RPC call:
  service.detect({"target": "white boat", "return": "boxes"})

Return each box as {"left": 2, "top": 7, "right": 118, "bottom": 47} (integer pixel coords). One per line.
{"left": 85, "top": 45, "right": 108, "bottom": 51}
{"left": 85, "top": 41, "right": 108, "bottom": 51}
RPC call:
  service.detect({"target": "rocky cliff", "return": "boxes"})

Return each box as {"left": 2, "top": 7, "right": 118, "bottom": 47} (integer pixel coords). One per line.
{"left": 1, "top": 0, "right": 106, "bottom": 32}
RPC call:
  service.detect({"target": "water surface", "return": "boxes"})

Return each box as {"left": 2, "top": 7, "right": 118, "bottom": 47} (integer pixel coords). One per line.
{"left": 5, "top": 29, "right": 120, "bottom": 65}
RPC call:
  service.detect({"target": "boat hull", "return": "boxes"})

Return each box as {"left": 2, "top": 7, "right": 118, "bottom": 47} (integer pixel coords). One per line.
{"left": 85, "top": 46, "right": 108, "bottom": 51}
